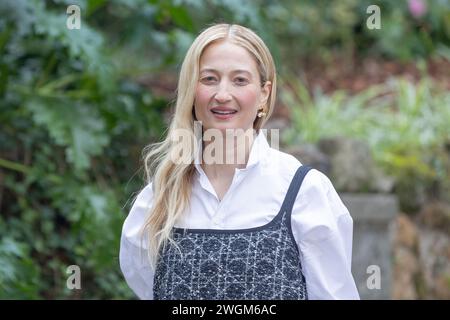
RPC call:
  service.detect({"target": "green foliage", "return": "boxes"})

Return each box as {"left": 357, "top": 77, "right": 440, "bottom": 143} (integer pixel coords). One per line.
{"left": 281, "top": 74, "right": 450, "bottom": 210}
{"left": 0, "top": 235, "right": 41, "bottom": 299}
{"left": 25, "top": 97, "right": 110, "bottom": 171}
{"left": 0, "top": 0, "right": 166, "bottom": 299}
{"left": 368, "top": 0, "right": 450, "bottom": 61}
{"left": 1, "top": 0, "right": 449, "bottom": 299}
{"left": 261, "top": 0, "right": 450, "bottom": 67}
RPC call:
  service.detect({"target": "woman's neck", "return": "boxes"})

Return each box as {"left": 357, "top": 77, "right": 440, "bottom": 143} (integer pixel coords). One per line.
{"left": 200, "top": 129, "right": 256, "bottom": 180}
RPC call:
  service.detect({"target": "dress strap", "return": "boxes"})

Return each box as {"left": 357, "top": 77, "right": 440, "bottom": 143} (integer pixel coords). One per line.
{"left": 279, "top": 165, "right": 312, "bottom": 214}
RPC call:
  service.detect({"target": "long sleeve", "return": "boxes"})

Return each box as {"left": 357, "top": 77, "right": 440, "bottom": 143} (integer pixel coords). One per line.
{"left": 119, "top": 183, "right": 155, "bottom": 299}
{"left": 291, "top": 169, "right": 360, "bottom": 300}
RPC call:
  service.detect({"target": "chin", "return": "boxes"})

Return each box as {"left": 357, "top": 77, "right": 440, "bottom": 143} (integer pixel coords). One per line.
{"left": 207, "top": 125, "right": 255, "bottom": 136}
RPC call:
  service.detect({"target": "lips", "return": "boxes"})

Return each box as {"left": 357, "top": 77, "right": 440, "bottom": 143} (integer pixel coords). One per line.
{"left": 210, "top": 107, "right": 238, "bottom": 115}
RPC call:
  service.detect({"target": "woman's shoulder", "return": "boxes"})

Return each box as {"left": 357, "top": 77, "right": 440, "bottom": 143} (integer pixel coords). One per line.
{"left": 263, "top": 146, "right": 301, "bottom": 176}
{"left": 267, "top": 146, "right": 335, "bottom": 195}
{"left": 268, "top": 146, "right": 301, "bottom": 166}
{"left": 266, "top": 146, "right": 328, "bottom": 178}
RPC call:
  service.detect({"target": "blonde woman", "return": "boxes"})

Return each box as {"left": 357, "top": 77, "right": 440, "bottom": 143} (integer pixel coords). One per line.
{"left": 119, "top": 23, "right": 360, "bottom": 300}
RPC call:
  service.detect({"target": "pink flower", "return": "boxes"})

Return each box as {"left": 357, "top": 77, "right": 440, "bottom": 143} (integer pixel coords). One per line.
{"left": 408, "top": 0, "right": 427, "bottom": 18}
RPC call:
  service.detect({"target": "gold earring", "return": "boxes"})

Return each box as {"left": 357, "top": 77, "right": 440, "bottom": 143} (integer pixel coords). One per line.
{"left": 257, "top": 109, "right": 266, "bottom": 118}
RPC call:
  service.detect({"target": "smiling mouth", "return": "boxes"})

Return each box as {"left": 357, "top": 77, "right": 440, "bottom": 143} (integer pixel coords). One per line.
{"left": 211, "top": 110, "right": 237, "bottom": 115}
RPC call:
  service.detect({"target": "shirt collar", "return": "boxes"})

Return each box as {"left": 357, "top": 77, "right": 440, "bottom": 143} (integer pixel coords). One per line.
{"left": 193, "top": 130, "right": 270, "bottom": 175}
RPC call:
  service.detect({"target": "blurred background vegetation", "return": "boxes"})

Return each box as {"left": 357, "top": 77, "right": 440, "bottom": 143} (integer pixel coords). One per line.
{"left": 0, "top": 0, "right": 449, "bottom": 299}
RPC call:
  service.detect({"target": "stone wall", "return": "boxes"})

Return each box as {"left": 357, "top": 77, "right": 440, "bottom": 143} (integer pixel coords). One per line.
{"left": 341, "top": 194, "right": 398, "bottom": 299}
{"left": 284, "top": 135, "right": 449, "bottom": 299}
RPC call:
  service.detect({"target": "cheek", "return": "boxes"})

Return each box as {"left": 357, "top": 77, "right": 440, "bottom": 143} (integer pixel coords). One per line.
{"left": 194, "top": 86, "right": 213, "bottom": 107}
{"left": 194, "top": 85, "right": 260, "bottom": 112}
{"left": 237, "top": 89, "right": 259, "bottom": 110}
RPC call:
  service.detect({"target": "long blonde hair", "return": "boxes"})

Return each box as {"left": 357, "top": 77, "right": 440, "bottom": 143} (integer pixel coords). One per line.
{"left": 141, "top": 23, "right": 277, "bottom": 268}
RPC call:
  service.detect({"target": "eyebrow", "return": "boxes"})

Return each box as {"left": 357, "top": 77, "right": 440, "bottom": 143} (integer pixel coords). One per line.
{"left": 200, "top": 68, "right": 253, "bottom": 77}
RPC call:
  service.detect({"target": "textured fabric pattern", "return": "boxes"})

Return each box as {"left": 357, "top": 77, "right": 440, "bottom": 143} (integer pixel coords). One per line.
{"left": 153, "top": 165, "right": 311, "bottom": 300}
{"left": 153, "top": 210, "right": 307, "bottom": 300}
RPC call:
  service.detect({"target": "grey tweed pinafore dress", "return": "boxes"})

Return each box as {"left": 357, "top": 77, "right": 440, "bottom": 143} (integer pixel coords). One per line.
{"left": 153, "top": 165, "right": 312, "bottom": 300}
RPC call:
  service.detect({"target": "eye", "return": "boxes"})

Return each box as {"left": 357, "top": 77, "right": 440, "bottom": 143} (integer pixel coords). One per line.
{"left": 235, "top": 77, "right": 249, "bottom": 85}
{"left": 201, "top": 76, "right": 217, "bottom": 83}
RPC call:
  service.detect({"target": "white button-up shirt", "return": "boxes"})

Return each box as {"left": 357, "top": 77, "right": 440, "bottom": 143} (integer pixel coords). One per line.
{"left": 120, "top": 132, "right": 360, "bottom": 300}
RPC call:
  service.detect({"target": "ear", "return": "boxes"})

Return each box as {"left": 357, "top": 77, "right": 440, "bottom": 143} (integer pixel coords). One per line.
{"left": 259, "top": 81, "right": 272, "bottom": 108}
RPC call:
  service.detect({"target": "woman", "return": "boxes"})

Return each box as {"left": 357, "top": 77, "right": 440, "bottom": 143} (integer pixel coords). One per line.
{"left": 119, "top": 23, "right": 360, "bottom": 300}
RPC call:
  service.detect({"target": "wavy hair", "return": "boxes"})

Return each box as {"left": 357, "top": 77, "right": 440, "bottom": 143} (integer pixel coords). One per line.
{"left": 140, "top": 23, "right": 277, "bottom": 268}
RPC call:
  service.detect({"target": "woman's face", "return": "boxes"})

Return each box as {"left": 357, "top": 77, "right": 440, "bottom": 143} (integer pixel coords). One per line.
{"left": 194, "top": 40, "right": 271, "bottom": 133}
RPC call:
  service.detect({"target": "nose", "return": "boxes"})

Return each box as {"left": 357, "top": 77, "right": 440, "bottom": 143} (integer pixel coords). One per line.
{"left": 214, "top": 81, "right": 232, "bottom": 103}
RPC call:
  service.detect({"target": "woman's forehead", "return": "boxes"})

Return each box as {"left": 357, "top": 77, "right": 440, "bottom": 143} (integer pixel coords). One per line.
{"left": 199, "top": 41, "right": 258, "bottom": 73}
{"left": 199, "top": 67, "right": 253, "bottom": 76}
